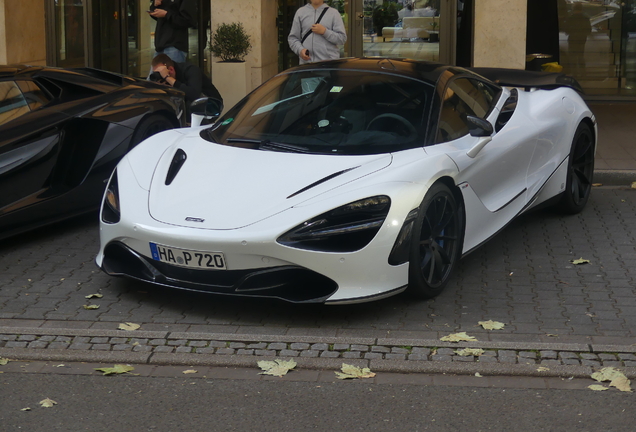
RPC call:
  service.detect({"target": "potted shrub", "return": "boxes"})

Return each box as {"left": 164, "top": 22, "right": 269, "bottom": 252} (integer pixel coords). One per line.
{"left": 372, "top": 2, "right": 399, "bottom": 37}
{"left": 209, "top": 22, "right": 253, "bottom": 113}
{"left": 209, "top": 22, "right": 252, "bottom": 62}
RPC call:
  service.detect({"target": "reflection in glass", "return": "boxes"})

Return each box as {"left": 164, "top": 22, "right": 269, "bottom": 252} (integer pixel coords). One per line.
{"left": 362, "top": 0, "right": 440, "bottom": 62}
{"left": 55, "top": 0, "right": 85, "bottom": 67}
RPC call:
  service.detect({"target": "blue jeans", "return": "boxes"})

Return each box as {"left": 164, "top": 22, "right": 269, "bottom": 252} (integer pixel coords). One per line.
{"left": 154, "top": 47, "right": 187, "bottom": 63}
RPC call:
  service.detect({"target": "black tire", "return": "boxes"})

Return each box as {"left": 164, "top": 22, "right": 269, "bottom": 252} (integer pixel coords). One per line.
{"left": 557, "top": 122, "right": 594, "bottom": 214}
{"left": 130, "top": 114, "right": 175, "bottom": 149}
{"left": 408, "top": 183, "right": 464, "bottom": 299}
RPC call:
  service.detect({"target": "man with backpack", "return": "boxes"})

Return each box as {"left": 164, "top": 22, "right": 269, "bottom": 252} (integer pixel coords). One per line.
{"left": 288, "top": 0, "right": 347, "bottom": 64}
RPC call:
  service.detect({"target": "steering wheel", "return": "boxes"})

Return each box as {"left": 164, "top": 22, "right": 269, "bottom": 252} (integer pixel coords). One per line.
{"left": 366, "top": 113, "right": 417, "bottom": 140}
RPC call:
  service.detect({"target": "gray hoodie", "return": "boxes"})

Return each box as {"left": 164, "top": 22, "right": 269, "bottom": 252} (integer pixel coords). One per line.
{"left": 288, "top": 3, "right": 347, "bottom": 64}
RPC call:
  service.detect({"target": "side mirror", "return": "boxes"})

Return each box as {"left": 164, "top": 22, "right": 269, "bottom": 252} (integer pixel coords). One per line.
{"left": 190, "top": 97, "right": 223, "bottom": 127}
{"left": 466, "top": 115, "right": 493, "bottom": 137}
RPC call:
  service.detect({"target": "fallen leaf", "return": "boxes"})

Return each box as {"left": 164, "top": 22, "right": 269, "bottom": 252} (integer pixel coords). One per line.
{"left": 39, "top": 398, "right": 57, "bottom": 408}
{"left": 335, "top": 363, "right": 376, "bottom": 380}
{"left": 258, "top": 359, "right": 297, "bottom": 377}
{"left": 82, "top": 304, "right": 99, "bottom": 310}
{"left": 571, "top": 258, "right": 590, "bottom": 265}
{"left": 182, "top": 369, "right": 198, "bottom": 374}
{"left": 546, "top": 334, "right": 559, "bottom": 337}
{"left": 118, "top": 322, "right": 140, "bottom": 331}
{"left": 585, "top": 313, "right": 596, "bottom": 318}
{"left": 94, "top": 364, "right": 137, "bottom": 376}
{"left": 592, "top": 183, "right": 602, "bottom": 187}
{"left": 21, "top": 407, "right": 31, "bottom": 411}
{"left": 588, "top": 384, "right": 609, "bottom": 391}
{"left": 54, "top": 364, "right": 65, "bottom": 368}
{"left": 591, "top": 367, "right": 632, "bottom": 392}
{"left": 479, "top": 320, "right": 505, "bottom": 330}
{"left": 0, "top": 358, "right": 10, "bottom": 366}
{"left": 455, "top": 348, "right": 484, "bottom": 356}
{"left": 632, "top": 182, "right": 636, "bottom": 189}
{"left": 537, "top": 367, "right": 550, "bottom": 372}
{"left": 621, "top": 199, "right": 626, "bottom": 203}
{"left": 440, "top": 332, "right": 477, "bottom": 342}
{"left": 85, "top": 293, "right": 103, "bottom": 299}
{"left": 475, "top": 372, "right": 483, "bottom": 377}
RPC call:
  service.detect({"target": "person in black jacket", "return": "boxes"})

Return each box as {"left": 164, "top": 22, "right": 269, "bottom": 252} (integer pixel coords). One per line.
{"left": 148, "top": 0, "right": 196, "bottom": 63}
{"left": 151, "top": 54, "right": 223, "bottom": 107}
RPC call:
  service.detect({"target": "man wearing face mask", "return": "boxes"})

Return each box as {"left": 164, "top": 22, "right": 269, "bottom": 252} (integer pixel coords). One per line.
{"left": 148, "top": 0, "right": 196, "bottom": 63}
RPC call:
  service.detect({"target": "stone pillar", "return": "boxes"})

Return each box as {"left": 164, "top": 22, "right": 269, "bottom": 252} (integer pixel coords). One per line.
{"left": 0, "top": 0, "right": 47, "bottom": 65}
{"left": 210, "top": 0, "right": 278, "bottom": 92}
{"left": 473, "top": 0, "right": 526, "bottom": 69}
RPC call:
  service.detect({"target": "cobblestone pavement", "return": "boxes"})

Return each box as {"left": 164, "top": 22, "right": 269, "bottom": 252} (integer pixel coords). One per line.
{"left": 0, "top": 187, "right": 635, "bottom": 372}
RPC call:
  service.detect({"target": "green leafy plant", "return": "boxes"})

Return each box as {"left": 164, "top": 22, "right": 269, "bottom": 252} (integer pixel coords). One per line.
{"left": 209, "top": 22, "right": 252, "bottom": 62}
{"left": 372, "top": 2, "right": 399, "bottom": 36}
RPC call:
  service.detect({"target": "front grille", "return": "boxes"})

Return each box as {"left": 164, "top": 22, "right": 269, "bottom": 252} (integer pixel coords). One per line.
{"left": 101, "top": 241, "right": 338, "bottom": 303}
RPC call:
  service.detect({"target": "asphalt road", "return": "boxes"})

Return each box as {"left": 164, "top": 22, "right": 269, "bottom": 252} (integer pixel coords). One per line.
{"left": 0, "top": 367, "right": 634, "bottom": 432}
{"left": 1, "top": 187, "right": 635, "bottom": 344}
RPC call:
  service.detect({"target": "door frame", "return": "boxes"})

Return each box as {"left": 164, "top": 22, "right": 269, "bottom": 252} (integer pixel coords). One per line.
{"left": 348, "top": 0, "right": 456, "bottom": 65}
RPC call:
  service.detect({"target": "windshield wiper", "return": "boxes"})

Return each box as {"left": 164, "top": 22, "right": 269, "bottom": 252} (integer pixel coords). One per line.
{"left": 226, "top": 138, "right": 309, "bottom": 153}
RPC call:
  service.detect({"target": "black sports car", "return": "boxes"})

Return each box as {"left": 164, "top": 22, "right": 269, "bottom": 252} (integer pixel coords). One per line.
{"left": 0, "top": 65, "right": 186, "bottom": 239}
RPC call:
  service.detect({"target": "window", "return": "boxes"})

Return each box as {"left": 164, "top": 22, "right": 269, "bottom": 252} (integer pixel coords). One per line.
{"left": 0, "top": 81, "right": 29, "bottom": 126}
{"left": 16, "top": 80, "right": 51, "bottom": 111}
{"left": 436, "top": 77, "right": 498, "bottom": 143}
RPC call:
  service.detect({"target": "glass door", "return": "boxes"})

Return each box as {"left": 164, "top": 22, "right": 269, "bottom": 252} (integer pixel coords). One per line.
{"left": 51, "top": 0, "right": 87, "bottom": 68}
{"left": 351, "top": 0, "right": 454, "bottom": 64}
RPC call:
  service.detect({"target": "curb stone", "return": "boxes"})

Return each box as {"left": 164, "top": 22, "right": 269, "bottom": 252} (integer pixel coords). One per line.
{"left": 2, "top": 327, "right": 636, "bottom": 378}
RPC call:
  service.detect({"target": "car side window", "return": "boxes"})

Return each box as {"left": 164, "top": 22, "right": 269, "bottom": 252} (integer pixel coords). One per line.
{"left": 0, "top": 81, "right": 30, "bottom": 127}
{"left": 16, "top": 80, "right": 51, "bottom": 111}
{"left": 435, "top": 78, "right": 497, "bottom": 143}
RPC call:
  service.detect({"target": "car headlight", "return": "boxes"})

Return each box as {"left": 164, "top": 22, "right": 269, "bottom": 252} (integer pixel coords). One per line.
{"left": 101, "top": 170, "right": 120, "bottom": 224}
{"left": 277, "top": 196, "right": 391, "bottom": 252}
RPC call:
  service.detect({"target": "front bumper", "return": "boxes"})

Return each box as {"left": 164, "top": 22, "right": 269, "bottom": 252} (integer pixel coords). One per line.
{"left": 101, "top": 241, "right": 338, "bottom": 303}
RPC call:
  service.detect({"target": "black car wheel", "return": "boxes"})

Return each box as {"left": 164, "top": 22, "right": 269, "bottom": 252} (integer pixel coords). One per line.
{"left": 408, "top": 183, "right": 464, "bottom": 299}
{"left": 130, "top": 114, "right": 175, "bottom": 149}
{"left": 557, "top": 122, "right": 594, "bottom": 214}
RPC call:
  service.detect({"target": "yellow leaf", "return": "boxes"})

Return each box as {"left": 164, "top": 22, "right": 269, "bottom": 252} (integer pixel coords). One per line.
{"left": 39, "top": 398, "right": 57, "bottom": 408}
{"left": 94, "top": 364, "right": 136, "bottom": 376}
{"left": 588, "top": 384, "right": 609, "bottom": 391}
{"left": 335, "top": 363, "right": 376, "bottom": 380}
{"left": 258, "top": 359, "right": 297, "bottom": 377}
{"left": 85, "top": 293, "right": 103, "bottom": 299}
{"left": 537, "top": 367, "right": 550, "bottom": 372}
{"left": 632, "top": 181, "right": 636, "bottom": 189}
{"left": 82, "top": 304, "right": 100, "bottom": 310}
{"left": 592, "top": 183, "right": 602, "bottom": 187}
{"left": 440, "top": 332, "right": 477, "bottom": 342}
{"left": 0, "top": 358, "right": 10, "bottom": 366}
{"left": 591, "top": 367, "right": 632, "bottom": 392}
{"left": 546, "top": 334, "right": 558, "bottom": 337}
{"left": 20, "top": 407, "right": 31, "bottom": 411}
{"left": 455, "top": 348, "right": 484, "bottom": 356}
{"left": 118, "top": 322, "right": 141, "bottom": 331}
{"left": 475, "top": 372, "right": 483, "bottom": 378}
{"left": 478, "top": 320, "right": 505, "bottom": 330}
{"left": 182, "top": 369, "right": 198, "bottom": 374}
{"left": 571, "top": 258, "right": 590, "bottom": 265}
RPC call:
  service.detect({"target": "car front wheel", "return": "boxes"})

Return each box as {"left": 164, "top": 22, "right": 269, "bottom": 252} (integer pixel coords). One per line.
{"left": 130, "top": 114, "right": 175, "bottom": 149}
{"left": 408, "top": 183, "right": 464, "bottom": 299}
{"left": 557, "top": 122, "right": 594, "bottom": 214}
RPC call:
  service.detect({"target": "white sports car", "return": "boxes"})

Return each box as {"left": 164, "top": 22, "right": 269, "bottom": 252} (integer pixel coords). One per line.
{"left": 96, "top": 59, "right": 596, "bottom": 304}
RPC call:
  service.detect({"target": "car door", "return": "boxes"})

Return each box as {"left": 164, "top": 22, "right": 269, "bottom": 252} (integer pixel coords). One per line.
{"left": 0, "top": 79, "right": 69, "bottom": 214}
{"left": 432, "top": 77, "right": 536, "bottom": 213}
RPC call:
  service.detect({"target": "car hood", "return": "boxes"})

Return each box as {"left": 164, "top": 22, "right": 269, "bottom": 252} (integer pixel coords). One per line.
{"left": 148, "top": 137, "right": 392, "bottom": 229}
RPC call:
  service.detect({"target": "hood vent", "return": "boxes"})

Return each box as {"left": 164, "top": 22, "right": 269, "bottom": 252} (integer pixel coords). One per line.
{"left": 165, "top": 149, "right": 187, "bottom": 185}
{"left": 287, "top": 166, "right": 359, "bottom": 199}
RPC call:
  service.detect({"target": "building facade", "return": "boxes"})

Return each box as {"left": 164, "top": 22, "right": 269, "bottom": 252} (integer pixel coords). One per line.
{"left": 0, "top": 0, "right": 633, "bottom": 100}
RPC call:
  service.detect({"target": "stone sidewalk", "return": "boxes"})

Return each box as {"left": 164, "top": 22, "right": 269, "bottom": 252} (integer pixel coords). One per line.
{"left": 1, "top": 187, "right": 636, "bottom": 376}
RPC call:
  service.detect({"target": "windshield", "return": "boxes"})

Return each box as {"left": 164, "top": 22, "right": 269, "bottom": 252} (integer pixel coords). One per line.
{"left": 204, "top": 69, "right": 434, "bottom": 155}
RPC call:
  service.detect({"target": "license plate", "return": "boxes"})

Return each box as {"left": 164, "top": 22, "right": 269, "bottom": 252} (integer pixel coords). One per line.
{"left": 149, "top": 243, "right": 226, "bottom": 270}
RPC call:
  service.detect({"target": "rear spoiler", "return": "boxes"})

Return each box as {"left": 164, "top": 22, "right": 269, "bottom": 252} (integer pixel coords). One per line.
{"left": 467, "top": 67, "right": 584, "bottom": 94}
